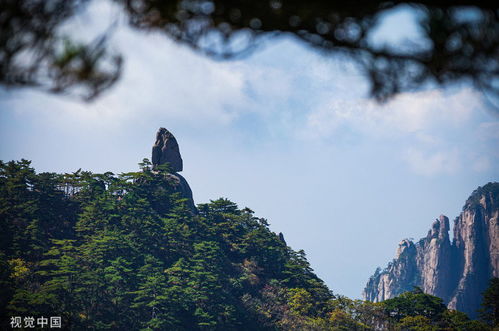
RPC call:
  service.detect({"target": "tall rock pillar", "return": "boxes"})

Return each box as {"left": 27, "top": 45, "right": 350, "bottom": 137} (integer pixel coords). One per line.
{"left": 151, "top": 127, "right": 197, "bottom": 213}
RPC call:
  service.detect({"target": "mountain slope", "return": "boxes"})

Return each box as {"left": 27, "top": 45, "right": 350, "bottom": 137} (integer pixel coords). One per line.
{"left": 364, "top": 182, "right": 499, "bottom": 318}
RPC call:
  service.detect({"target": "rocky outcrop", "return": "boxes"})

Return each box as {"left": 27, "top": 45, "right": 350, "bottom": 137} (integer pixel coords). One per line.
{"left": 151, "top": 128, "right": 196, "bottom": 213}
{"left": 448, "top": 184, "right": 499, "bottom": 315}
{"left": 364, "top": 239, "right": 418, "bottom": 303}
{"left": 363, "top": 183, "right": 499, "bottom": 318}
{"left": 152, "top": 127, "right": 183, "bottom": 172}
{"left": 418, "top": 215, "right": 454, "bottom": 300}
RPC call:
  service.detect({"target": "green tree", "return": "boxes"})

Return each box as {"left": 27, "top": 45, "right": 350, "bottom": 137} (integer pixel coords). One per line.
{"left": 396, "top": 315, "right": 437, "bottom": 331}
{"left": 383, "top": 288, "right": 446, "bottom": 323}
{"left": 4, "top": 159, "right": 490, "bottom": 330}
{"left": 481, "top": 278, "right": 499, "bottom": 327}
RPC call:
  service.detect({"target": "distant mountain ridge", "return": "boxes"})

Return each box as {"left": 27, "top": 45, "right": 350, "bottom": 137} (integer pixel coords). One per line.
{"left": 363, "top": 182, "right": 499, "bottom": 318}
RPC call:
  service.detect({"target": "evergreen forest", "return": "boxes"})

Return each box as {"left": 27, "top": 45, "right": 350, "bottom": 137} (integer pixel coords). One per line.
{"left": 1, "top": 159, "right": 498, "bottom": 330}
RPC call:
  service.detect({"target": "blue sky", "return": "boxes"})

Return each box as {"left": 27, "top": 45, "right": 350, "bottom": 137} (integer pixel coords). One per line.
{"left": 1, "top": 2, "right": 498, "bottom": 298}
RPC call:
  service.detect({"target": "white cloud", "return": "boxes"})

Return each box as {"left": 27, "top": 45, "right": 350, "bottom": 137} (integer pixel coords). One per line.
{"left": 241, "top": 65, "right": 293, "bottom": 103}
{"left": 404, "top": 148, "right": 461, "bottom": 176}
{"left": 4, "top": 23, "right": 304, "bottom": 136}
{"left": 302, "top": 88, "right": 481, "bottom": 140}
{"left": 0, "top": 0, "right": 265, "bottom": 132}
{"left": 379, "top": 88, "right": 477, "bottom": 131}
{"left": 300, "top": 87, "right": 493, "bottom": 176}
{"left": 1, "top": 0, "right": 495, "bottom": 179}
{"left": 88, "top": 31, "right": 251, "bottom": 126}
{"left": 3, "top": 33, "right": 254, "bottom": 132}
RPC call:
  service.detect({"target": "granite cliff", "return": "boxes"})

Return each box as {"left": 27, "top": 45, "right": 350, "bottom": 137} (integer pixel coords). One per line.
{"left": 363, "top": 182, "right": 499, "bottom": 318}
{"left": 151, "top": 127, "right": 197, "bottom": 213}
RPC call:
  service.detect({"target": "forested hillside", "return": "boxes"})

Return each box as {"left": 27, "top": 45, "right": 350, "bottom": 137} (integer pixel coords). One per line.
{"left": 0, "top": 159, "right": 496, "bottom": 330}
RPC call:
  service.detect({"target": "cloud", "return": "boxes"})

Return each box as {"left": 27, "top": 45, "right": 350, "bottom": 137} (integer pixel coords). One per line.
{"left": 1, "top": 1, "right": 496, "bottom": 179}
{"left": 0, "top": 0, "right": 265, "bottom": 132}
{"left": 299, "top": 87, "right": 496, "bottom": 176}
{"left": 404, "top": 148, "right": 461, "bottom": 176}
{"left": 302, "top": 88, "right": 481, "bottom": 140}
{"left": 83, "top": 31, "right": 252, "bottom": 126}
{"left": 2, "top": 24, "right": 303, "bottom": 138}
{"left": 1, "top": 34, "right": 254, "bottom": 132}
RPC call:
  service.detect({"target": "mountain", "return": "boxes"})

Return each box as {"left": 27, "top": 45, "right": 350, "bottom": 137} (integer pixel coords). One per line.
{"left": 363, "top": 182, "right": 499, "bottom": 318}
{"left": 151, "top": 127, "right": 197, "bottom": 213}
{"left": 0, "top": 128, "right": 333, "bottom": 330}
{"left": 1, "top": 128, "right": 496, "bottom": 329}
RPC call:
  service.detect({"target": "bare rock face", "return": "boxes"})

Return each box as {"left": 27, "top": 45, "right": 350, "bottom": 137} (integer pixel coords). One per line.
{"left": 447, "top": 184, "right": 499, "bottom": 315}
{"left": 163, "top": 172, "right": 197, "bottom": 213}
{"left": 152, "top": 127, "right": 183, "bottom": 172}
{"left": 363, "top": 183, "right": 499, "bottom": 318}
{"left": 151, "top": 128, "right": 196, "bottom": 213}
{"left": 364, "top": 239, "right": 418, "bottom": 302}
{"left": 418, "top": 215, "right": 453, "bottom": 300}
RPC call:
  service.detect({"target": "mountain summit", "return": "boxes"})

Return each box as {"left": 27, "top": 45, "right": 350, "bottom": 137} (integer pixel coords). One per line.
{"left": 363, "top": 182, "right": 499, "bottom": 318}
{"left": 152, "top": 127, "right": 183, "bottom": 172}
{"left": 151, "top": 128, "right": 196, "bottom": 212}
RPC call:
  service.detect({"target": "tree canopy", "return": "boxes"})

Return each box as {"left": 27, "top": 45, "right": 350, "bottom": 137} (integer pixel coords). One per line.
{"left": 1, "top": 0, "right": 498, "bottom": 101}
{"left": 480, "top": 278, "right": 499, "bottom": 328}
{"left": 0, "top": 159, "right": 332, "bottom": 329}
{"left": 0, "top": 159, "right": 496, "bottom": 329}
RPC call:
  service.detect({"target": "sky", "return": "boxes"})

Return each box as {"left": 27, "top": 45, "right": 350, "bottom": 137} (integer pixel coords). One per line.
{"left": 1, "top": 2, "right": 498, "bottom": 299}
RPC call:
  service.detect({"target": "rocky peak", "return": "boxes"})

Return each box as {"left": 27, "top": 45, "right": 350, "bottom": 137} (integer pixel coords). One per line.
{"left": 363, "top": 182, "right": 498, "bottom": 319}
{"left": 427, "top": 215, "right": 449, "bottom": 240}
{"left": 151, "top": 128, "right": 196, "bottom": 213}
{"left": 152, "top": 127, "right": 183, "bottom": 172}
{"left": 395, "top": 239, "right": 415, "bottom": 259}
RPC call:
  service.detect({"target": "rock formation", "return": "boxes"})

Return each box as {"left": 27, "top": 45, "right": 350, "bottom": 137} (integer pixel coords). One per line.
{"left": 152, "top": 127, "right": 183, "bottom": 172}
{"left": 363, "top": 182, "right": 499, "bottom": 318}
{"left": 151, "top": 128, "right": 196, "bottom": 213}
